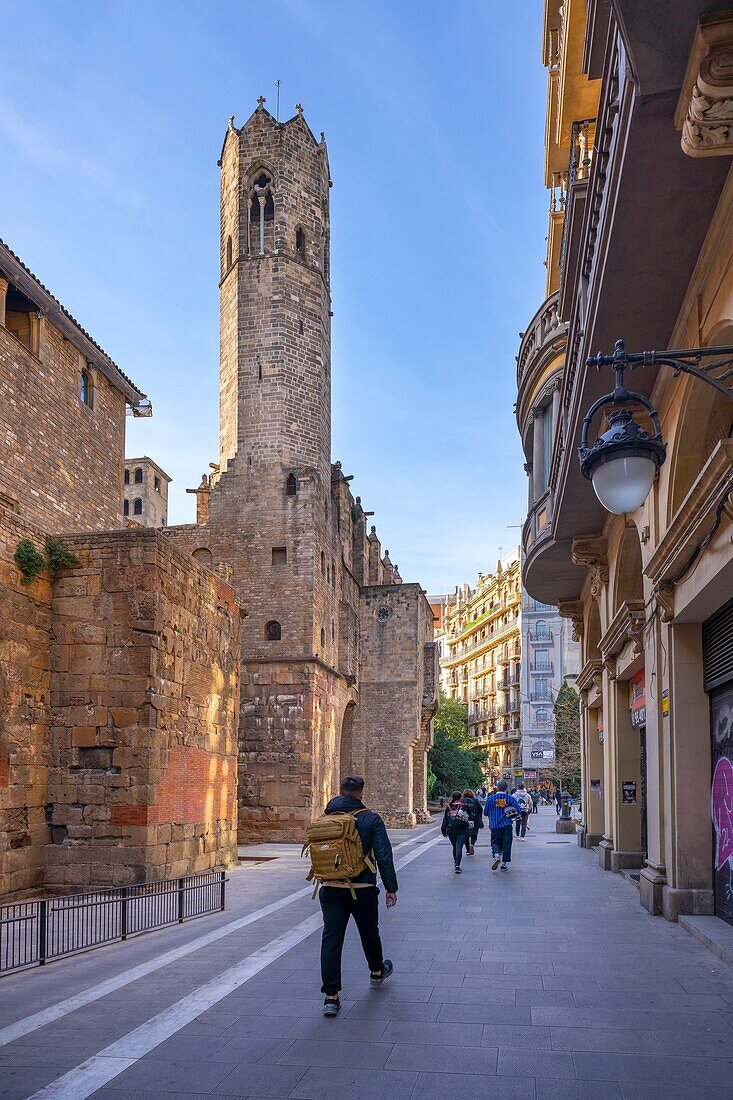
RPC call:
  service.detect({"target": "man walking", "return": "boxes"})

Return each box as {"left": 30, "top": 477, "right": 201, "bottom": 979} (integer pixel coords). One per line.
{"left": 317, "top": 776, "right": 396, "bottom": 1016}
{"left": 484, "top": 780, "right": 522, "bottom": 871}
{"left": 530, "top": 787, "right": 540, "bottom": 814}
{"left": 462, "top": 787, "right": 484, "bottom": 855}
{"left": 554, "top": 787, "right": 562, "bottom": 815}
{"left": 513, "top": 783, "right": 532, "bottom": 840}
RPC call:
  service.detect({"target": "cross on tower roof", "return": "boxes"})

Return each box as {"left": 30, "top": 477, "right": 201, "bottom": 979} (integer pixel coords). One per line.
{"left": 295, "top": 102, "right": 303, "bottom": 117}
{"left": 257, "top": 95, "right": 266, "bottom": 108}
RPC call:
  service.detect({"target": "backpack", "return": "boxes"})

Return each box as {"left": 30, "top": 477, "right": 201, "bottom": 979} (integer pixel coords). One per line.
{"left": 302, "top": 809, "right": 376, "bottom": 899}
{"left": 446, "top": 800, "right": 471, "bottom": 830}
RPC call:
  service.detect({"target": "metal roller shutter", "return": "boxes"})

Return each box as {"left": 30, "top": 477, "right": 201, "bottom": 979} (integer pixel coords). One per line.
{"left": 703, "top": 599, "right": 733, "bottom": 692}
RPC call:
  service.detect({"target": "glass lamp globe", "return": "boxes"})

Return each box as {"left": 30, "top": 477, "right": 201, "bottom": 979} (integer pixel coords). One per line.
{"left": 590, "top": 454, "right": 658, "bottom": 515}
{"left": 580, "top": 408, "right": 666, "bottom": 515}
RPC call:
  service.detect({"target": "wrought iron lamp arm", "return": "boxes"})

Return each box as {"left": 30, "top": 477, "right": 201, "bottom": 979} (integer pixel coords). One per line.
{"left": 587, "top": 339, "right": 733, "bottom": 403}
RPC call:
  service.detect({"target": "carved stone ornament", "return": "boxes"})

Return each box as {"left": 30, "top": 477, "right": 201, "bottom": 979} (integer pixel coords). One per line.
{"left": 571, "top": 536, "right": 609, "bottom": 598}
{"left": 558, "top": 599, "right": 584, "bottom": 642}
{"left": 677, "top": 13, "right": 733, "bottom": 157}
{"left": 653, "top": 583, "right": 675, "bottom": 624}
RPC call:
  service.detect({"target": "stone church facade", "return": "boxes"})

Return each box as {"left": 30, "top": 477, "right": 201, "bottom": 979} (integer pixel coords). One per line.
{"left": 0, "top": 101, "right": 435, "bottom": 897}
{"left": 166, "top": 102, "right": 437, "bottom": 840}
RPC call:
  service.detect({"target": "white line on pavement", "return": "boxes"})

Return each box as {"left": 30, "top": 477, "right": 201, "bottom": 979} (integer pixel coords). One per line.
{"left": 0, "top": 825, "right": 438, "bottom": 1049}
{"left": 28, "top": 832, "right": 444, "bottom": 1100}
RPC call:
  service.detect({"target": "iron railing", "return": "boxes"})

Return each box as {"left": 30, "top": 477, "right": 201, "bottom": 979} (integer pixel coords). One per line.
{"left": 0, "top": 869, "right": 226, "bottom": 976}
{"left": 558, "top": 117, "right": 596, "bottom": 275}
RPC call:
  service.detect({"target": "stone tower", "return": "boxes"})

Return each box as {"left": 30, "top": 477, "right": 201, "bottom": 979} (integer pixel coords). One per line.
{"left": 204, "top": 100, "right": 348, "bottom": 839}
{"left": 165, "top": 100, "right": 437, "bottom": 842}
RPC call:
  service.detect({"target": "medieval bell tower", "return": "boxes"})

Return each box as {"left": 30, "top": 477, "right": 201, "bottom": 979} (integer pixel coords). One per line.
{"left": 202, "top": 99, "right": 346, "bottom": 841}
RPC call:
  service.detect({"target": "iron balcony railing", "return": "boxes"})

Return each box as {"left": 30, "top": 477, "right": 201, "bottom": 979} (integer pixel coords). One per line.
{"left": 0, "top": 869, "right": 226, "bottom": 976}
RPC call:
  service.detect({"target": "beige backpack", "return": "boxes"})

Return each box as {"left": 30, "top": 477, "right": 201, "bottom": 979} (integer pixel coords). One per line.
{"left": 302, "top": 809, "right": 376, "bottom": 898}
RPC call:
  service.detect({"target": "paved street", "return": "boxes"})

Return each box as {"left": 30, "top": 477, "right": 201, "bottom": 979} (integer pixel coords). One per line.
{"left": 2, "top": 808, "right": 733, "bottom": 1099}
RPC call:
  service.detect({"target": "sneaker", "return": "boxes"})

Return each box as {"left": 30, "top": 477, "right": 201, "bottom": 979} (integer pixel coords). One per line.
{"left": 491, "top": 854, "right": 501, "bottom": 871}
{"left": 323, "top": 997, "right": 341, "bottom": 1016}
{"left": 455, "top": 865, "right": 462, "bottom": 874}
{"left": 370, "top": 959, "right": 393, "bottom": 987}
{"left": 467, "top": 841, "right": 474, "bottom": 855}
{"left": 500, "top": 863, "right": 508, "bottom": 871}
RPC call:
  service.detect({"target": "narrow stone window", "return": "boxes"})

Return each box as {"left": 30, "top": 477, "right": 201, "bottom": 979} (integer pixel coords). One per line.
{"left": 320, "top": 626, "right": 326, "bottom": 649}
{"left": 299, "top": 319, "right": 304, "bottom": 335}
{"left": 295, "top": 226, "right": 305, "bottom": 260}
{"left": 80, "top": 367, "right": 93, "bottom": 408}
{"left": 226, "top": 235, "right": 233, "bottom": 269}
{"left": 321, "top": 550, "right": 326, "bottom": 576}
{"left": 154, "top": 476, "right": 161, "bottom": 492}
{"left": 123, "top": 499, "right": 129, "bottom": 516}
{"left": 249, "top": 172, "right": 274, "bottom": 255}
{"left": 266, "top": 620, "right": 281, "bottom": 641}
{"left": 133, "top": 498, "right": 142, "bottom": 516}
{"left": 286, "top": 473, "right": 297, "bottom": 496}
{"left": 272, "top": 547, "right": 287, "bottom": 566}
{"left": 124, "top": 469, "right": 130, "bottom": 485}
{"left": 134, "top": 467, "right": 143, "bottom": 484}
{"left": 331, "top": 620, "right": 335, "bottom": 642}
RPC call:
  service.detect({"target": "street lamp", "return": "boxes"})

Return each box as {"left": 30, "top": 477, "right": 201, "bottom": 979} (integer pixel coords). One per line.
{"left": 579, "top": 339, "right": 733, "bottom": 515}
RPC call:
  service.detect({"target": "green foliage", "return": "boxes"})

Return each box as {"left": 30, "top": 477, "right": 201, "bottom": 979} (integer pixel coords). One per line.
{"left": 14, "top": 538, "right": 78, "bottom": 586}
{"left": 14, "top": 539, "right": 46, "bottom": 586}
{"left": 428, "top": 692, "right": 488, "bottom": 796}
{"left": 552, "top": 679, "right": 581, "bottom": 796}
{"left": 45, "top": 538, "right": 78, "bottom": 578}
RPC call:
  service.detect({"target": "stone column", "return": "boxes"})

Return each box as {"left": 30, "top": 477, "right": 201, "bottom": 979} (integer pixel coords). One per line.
{"left": 639, "top": 614, "right": 667, "bottom": 915}
{"left": 0, "top": 276, "right": 8, "bottom": 327}
{"left": 599, "top": 672, "right": 643, "bottom": 873}
{"left": 660, "top": 623, "right": 714, "bottom": 920}
{"left": 28, "top": 312, "right": 42, "bottom": 357}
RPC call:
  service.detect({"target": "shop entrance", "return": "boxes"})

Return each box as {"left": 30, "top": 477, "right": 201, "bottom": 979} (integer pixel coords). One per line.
{"left": 639, "top": 724, "right": 648, "bottom": 862}
{"left": 703, "top": 600, "right": 733, "bottom": 927}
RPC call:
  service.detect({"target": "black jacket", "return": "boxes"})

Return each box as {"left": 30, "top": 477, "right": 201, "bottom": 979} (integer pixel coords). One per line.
{"left": 441, "top": 800, "right": 472, "bottom": 836}
{"left": 324, "top": 795, "right": 398, "bottom": 892}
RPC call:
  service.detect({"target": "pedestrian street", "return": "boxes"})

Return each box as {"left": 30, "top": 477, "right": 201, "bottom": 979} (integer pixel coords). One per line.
{"left": 2, "top": 808, "right": 733, "bottom": 1100}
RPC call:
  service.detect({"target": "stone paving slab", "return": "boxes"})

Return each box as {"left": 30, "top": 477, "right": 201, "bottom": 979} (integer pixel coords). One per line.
{"left": 2, "top": 809, "right": 733, "bottom": 1098}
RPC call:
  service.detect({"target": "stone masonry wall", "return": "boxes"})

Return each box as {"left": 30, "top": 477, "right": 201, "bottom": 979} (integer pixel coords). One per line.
{"left": 354, "top": 583, "right": 436, "bottom": 827}
{"left": 45, "top": 529, "right": 239, "bottom": 887}
{"left": 0, "top": 323, "right": 126, "bottom": 533}
{"left": 0, "top": 510, "right": 52, "bottom": 897}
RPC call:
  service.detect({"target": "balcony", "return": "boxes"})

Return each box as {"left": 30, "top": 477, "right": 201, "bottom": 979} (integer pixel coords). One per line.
{"left": 442, "top": 616, "right": 521, "bottom": 668}
{"left": 531, "top": 662, "right": 554, "bottom": 675}
{"left": 528, "top": 629, "right": 554, "bottom": 644}
{"left": 516, "top": 292, "right": 567, "bottom": 428}
{"left": 558, "top": 117, "right": 596, "bottom": 319}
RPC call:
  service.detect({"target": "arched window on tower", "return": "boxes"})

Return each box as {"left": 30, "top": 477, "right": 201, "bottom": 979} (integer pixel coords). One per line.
{"left": 123, "top": 499, "right": 129, "bottom": 517}
{"left": 80, "top": 367, "right": 93, "bottom": 408}
{"left": 133, "top": 498, "right": 142, "bottom": 516}
{"left": 124, "top": 469, "right": 130, "bottom": 485}
{"left": 249, "top": 172, "right": 274, "bottom": 255}
{"left": 295, "top": 226, "right": 305, "bottom": 260}
{"left": 286, "top": 473, "right": 297, "bottom": 496}
{"left": 226, "top": 235, "right": 233, "bottom": 269}
{"left": 265, "top": 620, "right": 281, "bottom": 641}
{"left": 134, "top": 467, "right": 143, "bottom": 484}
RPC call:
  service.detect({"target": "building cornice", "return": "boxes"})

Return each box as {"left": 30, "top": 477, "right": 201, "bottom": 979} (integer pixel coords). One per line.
{"left": 599, "top": 599, "right": 645, "bottom": 662}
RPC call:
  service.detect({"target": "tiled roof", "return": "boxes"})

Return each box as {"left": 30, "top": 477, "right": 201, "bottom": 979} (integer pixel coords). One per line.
{"left": 0, "top": 236, "right": 146, "bottom": 404}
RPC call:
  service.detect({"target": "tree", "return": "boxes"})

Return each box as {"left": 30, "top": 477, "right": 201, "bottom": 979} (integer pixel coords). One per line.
{"left": 552, "top": 680, "right": 581, "bottom": 796}
{"left": 428, "top": 693, "right": 488, "bottom": 796}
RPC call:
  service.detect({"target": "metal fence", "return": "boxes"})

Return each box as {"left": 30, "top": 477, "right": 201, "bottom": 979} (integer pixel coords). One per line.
{"left": 0, "top": 870, "right": 226, "bottom": 975}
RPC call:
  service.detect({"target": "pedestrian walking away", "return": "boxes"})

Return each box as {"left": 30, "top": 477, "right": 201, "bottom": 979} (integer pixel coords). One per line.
{"left": 513, "top": 783, "right": 532, "bottom": 839}
{"left": 554, "top": 788, "right": 562, "bottom": 815}
{"left": 462, "top": 787, "right": 484, "bottom": 855}
{"left": 530, "top": 787, "right": 540, "bottom": 813}
{"left": 441, "top": 790, "right": 472, "bottom": 873}
{"left": 484, "top": 779, "right": 523, "bottom": 871}
{"left": 309, "top": 775, "right": 396, "bottom": 1016}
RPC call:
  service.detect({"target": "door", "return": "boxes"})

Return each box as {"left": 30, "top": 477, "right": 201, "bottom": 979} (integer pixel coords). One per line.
{"left": 710, "top": 685, "right": 733, "bottom": 926}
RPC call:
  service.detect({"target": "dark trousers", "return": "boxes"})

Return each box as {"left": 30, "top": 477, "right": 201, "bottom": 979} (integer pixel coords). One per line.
{"left": 449, "top": 828, "right": 469, "bottom": 866}
{"left": 531, "top": 802, "right": 539, "bottom": 814}
{"left": 490, "top": 824, "right": 514, "bottom": 864}
{"left": 515, "top": 811, "right": 529, "bottom": 838}
{"left": 319, "top": 886, "right": 383, "bottom": 995}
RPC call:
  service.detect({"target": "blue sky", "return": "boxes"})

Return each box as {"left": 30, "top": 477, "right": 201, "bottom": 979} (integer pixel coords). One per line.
{"left": 3, "top": 0, "right": 547, "bottom": 593}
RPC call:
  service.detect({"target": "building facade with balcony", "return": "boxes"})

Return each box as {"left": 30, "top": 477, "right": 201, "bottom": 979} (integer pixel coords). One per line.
{"left": 517, "top": 0, "right": 733, "bottom": 934}
{"left": 520, "top": 594, "right": 579, "bottom": 780}
{"left": 438, "top": 550, "right": 523, "bottom": 783}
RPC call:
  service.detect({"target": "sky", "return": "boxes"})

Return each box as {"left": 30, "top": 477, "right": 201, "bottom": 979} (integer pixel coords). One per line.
{"left": 3, "top": 0, "right": 548, "bottom": 594}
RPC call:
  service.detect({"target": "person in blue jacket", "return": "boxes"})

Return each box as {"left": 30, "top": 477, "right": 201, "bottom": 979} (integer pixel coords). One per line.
{"left": 484, "top": 779, "right": 523, "bottom": 871}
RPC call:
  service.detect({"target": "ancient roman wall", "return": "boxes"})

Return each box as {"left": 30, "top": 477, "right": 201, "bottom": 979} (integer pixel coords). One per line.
{"left": 45, "top": 529, "right": 239, "bottom": 887}
{"left": 354, "top": 583, "right": 436, "bottom": 827}
{"left": 0, "top": 322, "right": 125, "bottom": 533}
{"left": 0, "top": 510, "right": 52, "bottom": 898}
